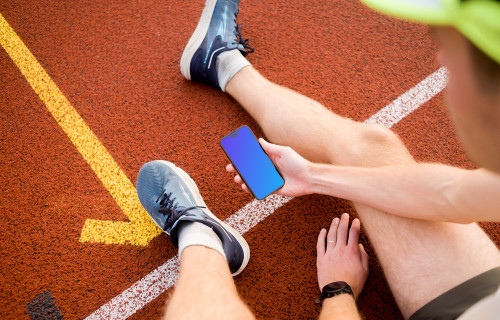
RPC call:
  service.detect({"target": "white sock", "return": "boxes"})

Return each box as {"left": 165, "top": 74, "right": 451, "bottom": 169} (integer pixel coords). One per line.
{"left": 216, "top": 49, "right": 251, "bottom": 92}
{"left": 177, "top": 221, "right": 226, "bottom": 259}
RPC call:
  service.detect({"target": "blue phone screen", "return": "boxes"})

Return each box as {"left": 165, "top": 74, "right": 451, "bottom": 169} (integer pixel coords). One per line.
{"left": 221, "top": 126, "right": 284, "bottom": 199}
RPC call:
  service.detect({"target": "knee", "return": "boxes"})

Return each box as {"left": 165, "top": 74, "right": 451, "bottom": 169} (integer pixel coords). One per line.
{"left": 344, "top": 123, "right": 414, "bottom": 166}
{"left": 361, "top": 123, "right": 403, "bottom": 148}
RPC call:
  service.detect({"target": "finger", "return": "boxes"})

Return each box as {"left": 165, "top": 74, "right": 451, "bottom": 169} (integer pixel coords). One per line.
{"left": 234, "top": 175, "right": 243, "bottom": 184}
{"left": 359, "top": 243, "right": 369, "bottom": 270}
{"left": 259, "top": 138, "right": 281, "bottom": 155}
{"left": 347, "top": 218, "right": 361, "bottom": 247}
{"left": 242, "top": 184, "right": 250, "bottom": 193}
{"left": 326, "top": 217, "right": 340, "bottom": 249}
{"left": 226, "top": 163, "right": 236, "bottom": 172}
{"left": 336, "top": 213, "right": 349, "bottom": 245}
{"left": 317, "top": 228, "right": 327, "bottom": 257}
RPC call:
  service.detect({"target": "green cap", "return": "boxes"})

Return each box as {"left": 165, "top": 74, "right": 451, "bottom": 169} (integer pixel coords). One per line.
{"left": 360, "top": 0, "right": 500, "bottom": 65}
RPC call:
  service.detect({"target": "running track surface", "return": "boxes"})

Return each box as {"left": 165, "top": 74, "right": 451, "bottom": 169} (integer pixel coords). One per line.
{"left": 1, "top": 0, "right": 499, "bottom": 319}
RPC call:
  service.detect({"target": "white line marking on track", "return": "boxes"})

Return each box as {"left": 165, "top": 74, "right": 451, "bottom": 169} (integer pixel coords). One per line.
{"left": 84, "top": 68, "right": 448, "bottom": 319}
{"left": 86, "top": 258, "right": 181, "bottom": 320}
{"left": 366, "top": 67, "right": 448, "bottom": 128}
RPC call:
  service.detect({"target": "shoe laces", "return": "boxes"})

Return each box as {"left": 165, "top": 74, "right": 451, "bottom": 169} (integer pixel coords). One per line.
{"left": 235, "top": 23, "right": 254, "bottom": 55}
{"left": 232, "top": 10, "right": 254, "bottom": 55}
{"left": 156, "top": 190, "right": 206, "bottom": 232}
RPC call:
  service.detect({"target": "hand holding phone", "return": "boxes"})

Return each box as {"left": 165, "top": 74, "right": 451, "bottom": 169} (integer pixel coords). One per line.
{"left": 221, "top": 126, "right": 284, "bottom": 199}
{"left": 226, "top": 137, "right": 313, "bottom": 198}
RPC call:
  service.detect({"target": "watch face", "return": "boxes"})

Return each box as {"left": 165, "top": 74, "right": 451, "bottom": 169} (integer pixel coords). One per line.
{"left": 317, "top": 281, "right": 354, "bottom": 306}
{"left": 324, "top": 281, "right": 348, "bottom": 292}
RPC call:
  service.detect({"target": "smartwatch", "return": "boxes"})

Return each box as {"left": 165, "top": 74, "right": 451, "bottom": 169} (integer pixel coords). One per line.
{"left": 315, "top": 281, "right": 355, "bottom": 307}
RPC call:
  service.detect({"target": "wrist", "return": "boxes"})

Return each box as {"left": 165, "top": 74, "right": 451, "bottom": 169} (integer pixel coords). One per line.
{"left": 308, "top": 163, "right": 335, "bottom": 195}
{"left": 308, "top": 164, "right": 361, "bottom": 200}
{"left": 303, "top": 161, "right": 316, "bottom": 194}
{"left": 316, "top": 281, "right": 355, "bottom": 307}
{"left": 322, "top": 292, "right": 356, "bottom": 306}
{"left": 318, "top": 293, "right": 360, "bottom": 320}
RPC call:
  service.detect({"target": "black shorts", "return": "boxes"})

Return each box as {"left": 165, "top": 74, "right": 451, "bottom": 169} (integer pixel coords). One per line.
{"left": 409, "top": 266, "right": 500, "bottom": 320}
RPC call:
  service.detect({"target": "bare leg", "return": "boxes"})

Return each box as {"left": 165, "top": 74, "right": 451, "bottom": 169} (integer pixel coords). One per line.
{"left": 226, "top": 66, "right": 500, "bottom": 318}
{"left": 226, "top": 67, "right": 413, "bottom": 166}
{"left": 164, "top": 246, "right": 255, "bottom": 320}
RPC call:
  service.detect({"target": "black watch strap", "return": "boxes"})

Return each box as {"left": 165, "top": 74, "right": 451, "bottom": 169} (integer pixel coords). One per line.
{"left": 315, "top": 281, "right": 355, "bottom": 307}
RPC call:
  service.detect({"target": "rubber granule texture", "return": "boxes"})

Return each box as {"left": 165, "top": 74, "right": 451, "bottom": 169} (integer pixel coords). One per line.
{"left": 1, "top": 0, "right": 499, "bottom": 319}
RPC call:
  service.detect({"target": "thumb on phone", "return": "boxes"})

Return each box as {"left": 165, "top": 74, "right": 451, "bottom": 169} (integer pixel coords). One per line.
{"left": 259, "top": 138, "right": 282, "bottom": 157}
{"left": 258, "top": 138, "right": 312, "bottom": 197}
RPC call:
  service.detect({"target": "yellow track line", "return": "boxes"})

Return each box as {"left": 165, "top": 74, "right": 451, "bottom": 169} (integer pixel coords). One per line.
{"left": 0, "top": 13, "right": 161, "bottom": 245}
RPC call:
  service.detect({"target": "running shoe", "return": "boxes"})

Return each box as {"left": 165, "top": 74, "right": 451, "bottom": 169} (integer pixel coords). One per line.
{"left": 180, "top": 0, "right": 254, "bottom": 89}
{"left": 136, "top": 160, "right": 250, "bottom": 276}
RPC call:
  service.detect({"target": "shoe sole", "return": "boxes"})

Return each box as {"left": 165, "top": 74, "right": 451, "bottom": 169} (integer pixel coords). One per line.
{"left": 154, "top": 160, "right": 250, "bottom": 276}
{"left": 180, "top": 0, "right": 219, "bottom": 80}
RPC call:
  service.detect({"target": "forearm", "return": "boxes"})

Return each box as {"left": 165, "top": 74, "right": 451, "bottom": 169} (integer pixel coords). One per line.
{"left": 318, "top": 294, "right": 361, "bottom": 320}
{"left": 307, "top": 163, "right": 500, "bottom": 223}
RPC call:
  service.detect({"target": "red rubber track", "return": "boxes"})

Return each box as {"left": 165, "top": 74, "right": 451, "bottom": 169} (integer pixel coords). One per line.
{"left": 1, "top": 0, "right": 499, "bottom": 319}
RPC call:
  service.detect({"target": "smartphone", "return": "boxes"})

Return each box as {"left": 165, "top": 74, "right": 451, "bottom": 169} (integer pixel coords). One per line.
{"left": 221, "top": 126, "right": 285, "bottom": 200}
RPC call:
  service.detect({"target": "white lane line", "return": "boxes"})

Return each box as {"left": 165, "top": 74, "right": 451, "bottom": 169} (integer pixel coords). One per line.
{"left": 366, "top": 67, "right": 448, "bottom": 128}
{"left": 84, "top": 68, "right": 448, "bottom": 319}
{"left": 86, "top": 258, "right": 181, "bottom": 320}
{"left": 225, "top": 195, "right": 293, "bottom": 234}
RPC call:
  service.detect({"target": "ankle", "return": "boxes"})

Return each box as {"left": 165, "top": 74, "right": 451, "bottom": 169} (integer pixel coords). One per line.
{"left": 225, "top": 66, "right": 269, "bottom": 93}
{"left": 178, "top": 221, "right": 226, "bottom": 260}
{"left": 216, "top": 50, "right": 251, "bottom": 92}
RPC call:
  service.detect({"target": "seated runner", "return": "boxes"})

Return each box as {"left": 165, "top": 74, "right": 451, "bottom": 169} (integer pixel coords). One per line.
{"left": 139, "top": 0, "right": 500, "bottom": 318}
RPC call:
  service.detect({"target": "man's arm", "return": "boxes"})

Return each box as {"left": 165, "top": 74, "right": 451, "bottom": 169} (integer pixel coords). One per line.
{"left": 228, "top": 139, "right": 500, "bottom": 223}
{"left": 308, "top": 163, "right": 500, "bottom": 224}
{"left": 316, "top": 214, "right": 368, "bottom": 320}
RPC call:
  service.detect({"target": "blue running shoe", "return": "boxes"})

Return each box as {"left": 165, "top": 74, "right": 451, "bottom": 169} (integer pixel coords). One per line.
{"left": 180, "top": 0, "right": 254, "bottom": 89}
{"left": 136, "top": 160, "right": 250, "bottom": 276}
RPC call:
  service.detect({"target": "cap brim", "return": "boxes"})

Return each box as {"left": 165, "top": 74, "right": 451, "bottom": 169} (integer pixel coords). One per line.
{"left": 361, "top": 0, "right": 454, "bottom": 25}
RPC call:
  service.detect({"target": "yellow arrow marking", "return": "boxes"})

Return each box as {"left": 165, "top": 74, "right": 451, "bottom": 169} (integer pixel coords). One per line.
{"left": 0, "top": 13, "right": 161, "bottom": 245}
